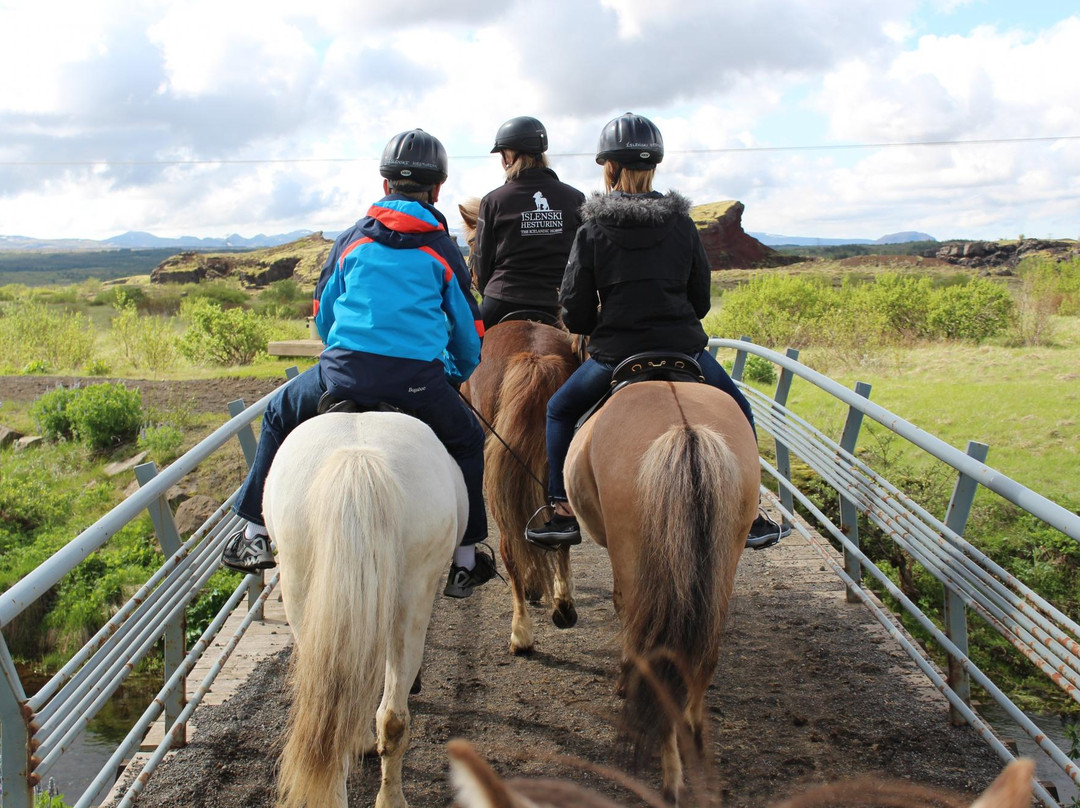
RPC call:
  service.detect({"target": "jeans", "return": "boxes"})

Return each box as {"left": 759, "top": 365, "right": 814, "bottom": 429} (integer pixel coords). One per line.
{"left": 544, "top": 350, "right": 755, "bottom": 502}
{"left": 234, "top": 362, "right": 488, "bottom": 543}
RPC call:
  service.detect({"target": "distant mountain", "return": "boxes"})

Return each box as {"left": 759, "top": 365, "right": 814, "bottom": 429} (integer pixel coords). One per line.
{"left": 749, "top": 231, "right": 936, "bottom": 247}
{"left": 0, "top": 230, "right": 320, "bottom": 252}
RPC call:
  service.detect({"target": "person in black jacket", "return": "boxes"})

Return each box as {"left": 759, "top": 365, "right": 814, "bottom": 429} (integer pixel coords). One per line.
{"left": 473, "top": 116, "right": 586, "bottom": 328}
{"left": 525, "top": 112, "right": 787, "bottom": 550}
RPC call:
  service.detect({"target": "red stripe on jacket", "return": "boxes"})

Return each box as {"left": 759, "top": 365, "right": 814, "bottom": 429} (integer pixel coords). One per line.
{"left": 368, "top": 205, "right": 444, "bottom": 234}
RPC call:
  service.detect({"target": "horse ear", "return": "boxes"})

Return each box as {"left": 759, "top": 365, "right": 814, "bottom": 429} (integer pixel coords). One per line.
{"left": 448, "top": 739, "right": 518, "bottom": 808}
{"left": 969, "top": 759, "right": 1034, "bottom": 808}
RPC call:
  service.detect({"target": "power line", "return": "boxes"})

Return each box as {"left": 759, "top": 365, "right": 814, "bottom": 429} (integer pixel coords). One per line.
{"left": 1, "top": 134, "right": 1076, "bottom": 167}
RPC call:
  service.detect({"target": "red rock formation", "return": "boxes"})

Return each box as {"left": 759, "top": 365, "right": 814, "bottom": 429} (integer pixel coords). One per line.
{"left": 691, "top": 200, "right": 794, "bottom": 269}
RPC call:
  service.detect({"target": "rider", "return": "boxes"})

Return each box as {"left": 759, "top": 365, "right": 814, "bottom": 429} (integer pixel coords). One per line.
{"left": 221, "top": 129, "right": 498, "bottom": 599}
{"left": 473, "top": 116, "right": 586, "bottom": 328}
{"left": 524, "top": 112, "right": 787, "bottom": 551}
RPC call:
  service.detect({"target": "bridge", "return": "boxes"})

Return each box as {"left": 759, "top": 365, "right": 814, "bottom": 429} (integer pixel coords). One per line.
{"left": 2, "top": 339, "right": 1079, "bottom": 806}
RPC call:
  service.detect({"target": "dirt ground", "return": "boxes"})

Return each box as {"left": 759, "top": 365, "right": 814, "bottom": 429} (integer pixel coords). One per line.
{"left": 0, "top": 374, "right": 285, "bottom": 417}
{"left": 117, "top": 535, "right": 1008, "bottom": 808}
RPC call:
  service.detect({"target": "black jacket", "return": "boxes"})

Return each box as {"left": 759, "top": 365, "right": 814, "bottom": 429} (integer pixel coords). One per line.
{"left": 474, "top": 167, "right": 585, "bottom": 306}
{"left": 559, "top": 190, "right": 711, "bottom": 365}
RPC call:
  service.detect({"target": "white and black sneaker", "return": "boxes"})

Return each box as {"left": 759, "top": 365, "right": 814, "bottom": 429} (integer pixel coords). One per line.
{"left": 745, "top": 512, "right": 791, "bottom": 550}
{"left": 221, "top": 529, "right": 276, "bottom": 573}
{"left": 443, "top": 545, "right": 499, "bottom": 599}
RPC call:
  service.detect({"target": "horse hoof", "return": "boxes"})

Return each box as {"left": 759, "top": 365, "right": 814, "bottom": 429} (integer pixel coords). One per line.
{"left": 551, "top": 602, "right": 578, "bottom": 629}
{"left": 509, "top": 642, "right": 535, "bottom": 656}
{"left": 525, "top": 588, "right": 544, "bottom": 605}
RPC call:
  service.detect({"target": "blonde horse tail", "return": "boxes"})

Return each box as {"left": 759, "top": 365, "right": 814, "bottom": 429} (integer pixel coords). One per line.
{"left": 621, "top": 422, "right": 745, "bottom": 764}
{"left": 487, "top": 350, "right": 574, "bottom": 599}
{"left": 277, "top": 445, "right": 404, "bottom": 808}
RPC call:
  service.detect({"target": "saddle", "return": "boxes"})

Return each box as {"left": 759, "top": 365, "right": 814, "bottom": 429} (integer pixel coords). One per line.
{"left": 574, "top": 351, "right": 704, "bottom": 431}
{"left": 497, "top": 309, "right": 561, "bottom": 328}
{"left": 316, "top": 391, "right": 401, "bottom": 416}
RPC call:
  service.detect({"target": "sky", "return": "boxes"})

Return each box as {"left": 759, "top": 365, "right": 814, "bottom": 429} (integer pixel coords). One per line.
{"left": 0, "top": 0, "right": 1078, "bottom": 243}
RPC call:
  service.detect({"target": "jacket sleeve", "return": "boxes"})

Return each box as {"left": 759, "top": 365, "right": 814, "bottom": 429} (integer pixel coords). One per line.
{"left": 473, "top": 195, "right": 497, "bottom": 296}
{"left": 558, "top": 226, "right": 598, "bottom": 336}
{"left": 313, "top": 243, "right": 344, "bottom": 341}
{"left": 440, "top": 242, "right": 484, "bottom": 383}
{"left": 687, "top": 223, "right": 712, "bottom": 319}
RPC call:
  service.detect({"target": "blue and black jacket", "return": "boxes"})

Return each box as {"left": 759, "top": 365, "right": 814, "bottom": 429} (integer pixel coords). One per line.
{"left": 313, "top": 194, "right": 484, "bottom": 397}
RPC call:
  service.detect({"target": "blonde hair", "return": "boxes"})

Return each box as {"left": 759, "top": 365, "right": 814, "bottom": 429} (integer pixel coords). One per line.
{"left": 502, "top": 149, "right": 549, "bottom": 180}
{"left": 603, "top": 161, "right": 655, "bottom": 194}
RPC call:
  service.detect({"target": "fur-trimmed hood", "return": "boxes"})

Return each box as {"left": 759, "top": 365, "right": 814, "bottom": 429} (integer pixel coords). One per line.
{"left": 579, "top": 190, "right": 692, "bottom": 251}
{"left": 580, "top": 190, "right": 692, "bottom": 227}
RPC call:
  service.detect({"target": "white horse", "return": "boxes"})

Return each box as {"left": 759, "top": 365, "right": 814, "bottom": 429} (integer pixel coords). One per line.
{"left": 264, "top": 411, "right": 465, "bottom": 808}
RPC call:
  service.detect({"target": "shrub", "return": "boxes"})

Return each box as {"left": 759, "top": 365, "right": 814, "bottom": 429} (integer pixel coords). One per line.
{"left": 742, "top": 354, "right": 777, "bottom": 384}
{"left": 0, "top": 463, "right": 76, "bottom": 532}
{"left": 22, "top": 359, "right": 50, "bottom": 374}
{"left": 190, "top": 281, "right": 249, "bottom": 309}
{"left": 705, "top": 275, "right": 834, "bottom": 349}
{"left": 31, "top": 386, "right": 80, "bottom": 441}
{"left": 847, "top": 274, "right": 935, "bottom": 341}
{"left": 255, "top": 279, "right": 312, "bottom": 319}
{"left": 92, "top": 285, "right": 147, "bottom": 309}
{"left": 0, "top": 300, "right": 95, "bottom": 372}
{"left": 67, "top": 383, "right": 143, "bottom": 450}
{"left": 110, "top": 297, "right": 178, "bottom": 372}
{"left": 138, "top": 424, "right": 184, "bottom": 466}
{"left": 178, "top": 298, "right": 269, "bottom": 366}
{"left": 927, "top": 278, "right": 1015, "bottom": 341}
{"left": 85, "top": 358, "right": 112, "bottom": 376}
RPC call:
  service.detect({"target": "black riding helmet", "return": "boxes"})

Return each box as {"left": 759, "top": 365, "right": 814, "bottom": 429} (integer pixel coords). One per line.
{"left": 379, "top": 129, "right": 448, "bottom": 185}
{"left": 490, "top": 116, "right": 548, "bottom": 154}
{"left": 595, "top": 112, "right": 664, "bottom": 170}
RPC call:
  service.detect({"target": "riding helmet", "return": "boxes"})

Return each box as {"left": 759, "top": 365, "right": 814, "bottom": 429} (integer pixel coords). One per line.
{"left": 379, "top": 129, "right": 448, "bottom": 185}
{"left": 595, "top": 112, "right": 664, "bottom": 170}
{"left": 490, "top": 116, "right": 548, "bottom": 154}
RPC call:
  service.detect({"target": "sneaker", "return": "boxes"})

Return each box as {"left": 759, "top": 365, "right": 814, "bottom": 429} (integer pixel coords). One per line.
{"left": 221, "top": 529, "right": 276, "bottom": 573}
{"left": 443, "top": 545, "right": 499, "bottom": 599}
{"left": 525, "top": 512, "right": 582, "bottom": 549}
{"left": 745, "top": 513, "right": 791, "bottom": 550}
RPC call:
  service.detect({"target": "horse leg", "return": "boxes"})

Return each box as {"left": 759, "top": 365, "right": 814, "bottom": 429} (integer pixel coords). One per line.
{"left": 502, "top": 535, "right": 536, "bottom": 655}
{"left": 660, "top": 727, "right": 684, "bottom": 805}
{"left": 550, "top": 545, "right": 577, "bottom": 629}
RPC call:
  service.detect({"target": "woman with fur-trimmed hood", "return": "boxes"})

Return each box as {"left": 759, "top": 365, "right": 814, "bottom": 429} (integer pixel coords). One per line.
{"left": 526, "top": 112, "right": 784, "bottom": 549}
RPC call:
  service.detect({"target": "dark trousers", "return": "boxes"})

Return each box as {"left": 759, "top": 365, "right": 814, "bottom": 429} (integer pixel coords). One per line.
{"left": 544, "top": 350, "right": 755, "bottom": 501}
{"left": 234, "top": 363, "right": 487, "bottom": 543}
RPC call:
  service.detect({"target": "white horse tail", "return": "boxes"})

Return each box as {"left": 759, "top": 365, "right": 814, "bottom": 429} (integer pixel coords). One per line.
{"left": 621, "top": 422, "right": 746, "bottom": 763}
{"left": 277, "top": 444, "right": 404, "bottom": 808}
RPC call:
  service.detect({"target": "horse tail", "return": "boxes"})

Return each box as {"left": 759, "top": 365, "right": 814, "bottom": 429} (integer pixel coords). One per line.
{"left": 620, "top": 422, "right": 746, "bottom": 764}
{"left": 277, "top": 445, "right": 404, "bottom": 808}
{"left": 487, "top": 350, "right": 575, "bottom": 598}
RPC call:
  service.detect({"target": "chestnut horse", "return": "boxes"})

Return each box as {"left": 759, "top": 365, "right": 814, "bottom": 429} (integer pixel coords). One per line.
{"left": 564, "top": 381, "right": 761, "bottom": 802}
{"left": 265, "top": 412, "right": 464, "bottom": 808}
{"left": 459, "top": 198, "right": 581, "bottom": 653}
{"left": 447, "top": 738, "right": 1035, "bottom": 808}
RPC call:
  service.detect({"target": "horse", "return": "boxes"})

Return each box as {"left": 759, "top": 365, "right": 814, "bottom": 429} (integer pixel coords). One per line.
{"left": 459, "top": 198, "right": 581, "bottom": 654}
{"left": 446, "top": 739, "right": 1035, "bottom": 808}
{"left": 564, "top": 380, "right": 761, "bottom": 802}
{"left": 263, "top": 411, "right": 465, "bottom": 808}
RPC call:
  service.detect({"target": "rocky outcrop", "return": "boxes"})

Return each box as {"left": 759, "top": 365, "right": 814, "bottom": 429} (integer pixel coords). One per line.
{"left": 690, "top": 201, "right": 802, "bottom": 269}
{"left": 934, "top": 239, "right": 1079, "bottom": 271}
{"left": 150, "top": 233, "right": 332, "bottom": 287}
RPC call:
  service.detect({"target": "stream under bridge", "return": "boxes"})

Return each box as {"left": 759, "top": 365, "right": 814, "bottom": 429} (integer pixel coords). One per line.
{"left": 2, "top": 339, "right": 1079, "bottom": 807}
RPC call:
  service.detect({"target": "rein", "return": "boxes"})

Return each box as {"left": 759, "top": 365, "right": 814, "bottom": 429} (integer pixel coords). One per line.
{"left": 455, "top": 387, "right": 548, "bottom": 494}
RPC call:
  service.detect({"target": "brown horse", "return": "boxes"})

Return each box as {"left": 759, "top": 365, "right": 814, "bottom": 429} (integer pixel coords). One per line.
{"left": 447, "top": 738, "right": 1035, "bottom": 808}
{"left": 459, "top": 199, "right": 581, "bottom": 654}
{"left": 564, "top": 381, "right": 761, "bottom": 801}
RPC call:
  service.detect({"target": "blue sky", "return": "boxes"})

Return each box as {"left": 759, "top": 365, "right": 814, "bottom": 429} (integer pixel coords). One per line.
{"left": 0, "top": 0, "right": 1077, "bottom": 242}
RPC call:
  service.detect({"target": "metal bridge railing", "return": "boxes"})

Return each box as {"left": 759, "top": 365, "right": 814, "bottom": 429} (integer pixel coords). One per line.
{"left": 711, "top": 337, "right": 1080, "bottom": 808}
{"left": 0, "top": 368, "right": 299, "bottom": 808}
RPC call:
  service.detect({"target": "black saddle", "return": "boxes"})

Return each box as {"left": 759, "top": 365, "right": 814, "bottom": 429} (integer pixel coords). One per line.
{"left": 316, "top": 391, "right": 401, "bottom": 416}
{"left": 574, "top": 351, "right": 704, "bottom": 431}
{"left": 497, "top": 309, "right": 561, "bottom": 327}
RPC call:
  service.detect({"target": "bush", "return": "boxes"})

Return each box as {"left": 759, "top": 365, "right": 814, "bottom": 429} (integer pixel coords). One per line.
{"left": 847, "top": 274, "right": 935, "bottom": 341}
{"left": 255, "top": 279, "right": 312, "bottom": 319}
{"left": 31, "top": 386, "right": 80, "bottom": 441}
{"left": 190, "top": 281, "right": 249, "bottom": 309}
{"left": 178, "top": 298, "right": 269, "bottom": 366}
{"left": 85, "top": 358, "right": 112, "bottom": 376}
{"left": 0, "top": 300, "right": 95, "bottom": 372}
{"left": 138, "top": 424, "right": 184, "bottom": 466}
{"left": 742, "top": 354, "right": 777, "bottom": 384}
{"left": 22, "top": 359, "right": 50, "bottom": 374}
{"left": 704, "top": 275, "right": 834, "bottom": 349}
{"left": 67, "top": 383, "right": 143, "bottom": 450}
{"left": 110, "top": 297, "right": 178, "bottom": 372}
{"left": 927, "top": 278, "right": 1015, "bottom": 341}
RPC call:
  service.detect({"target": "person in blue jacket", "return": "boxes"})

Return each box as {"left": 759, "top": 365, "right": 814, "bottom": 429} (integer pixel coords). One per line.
{"left": 221, "top": 129, "right": 497, "bottom": 599}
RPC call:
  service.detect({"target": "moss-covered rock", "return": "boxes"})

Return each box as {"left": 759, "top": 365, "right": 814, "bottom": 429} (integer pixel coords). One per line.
{"left": 150, "top": 233, "right": 332, "bottom": 287}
